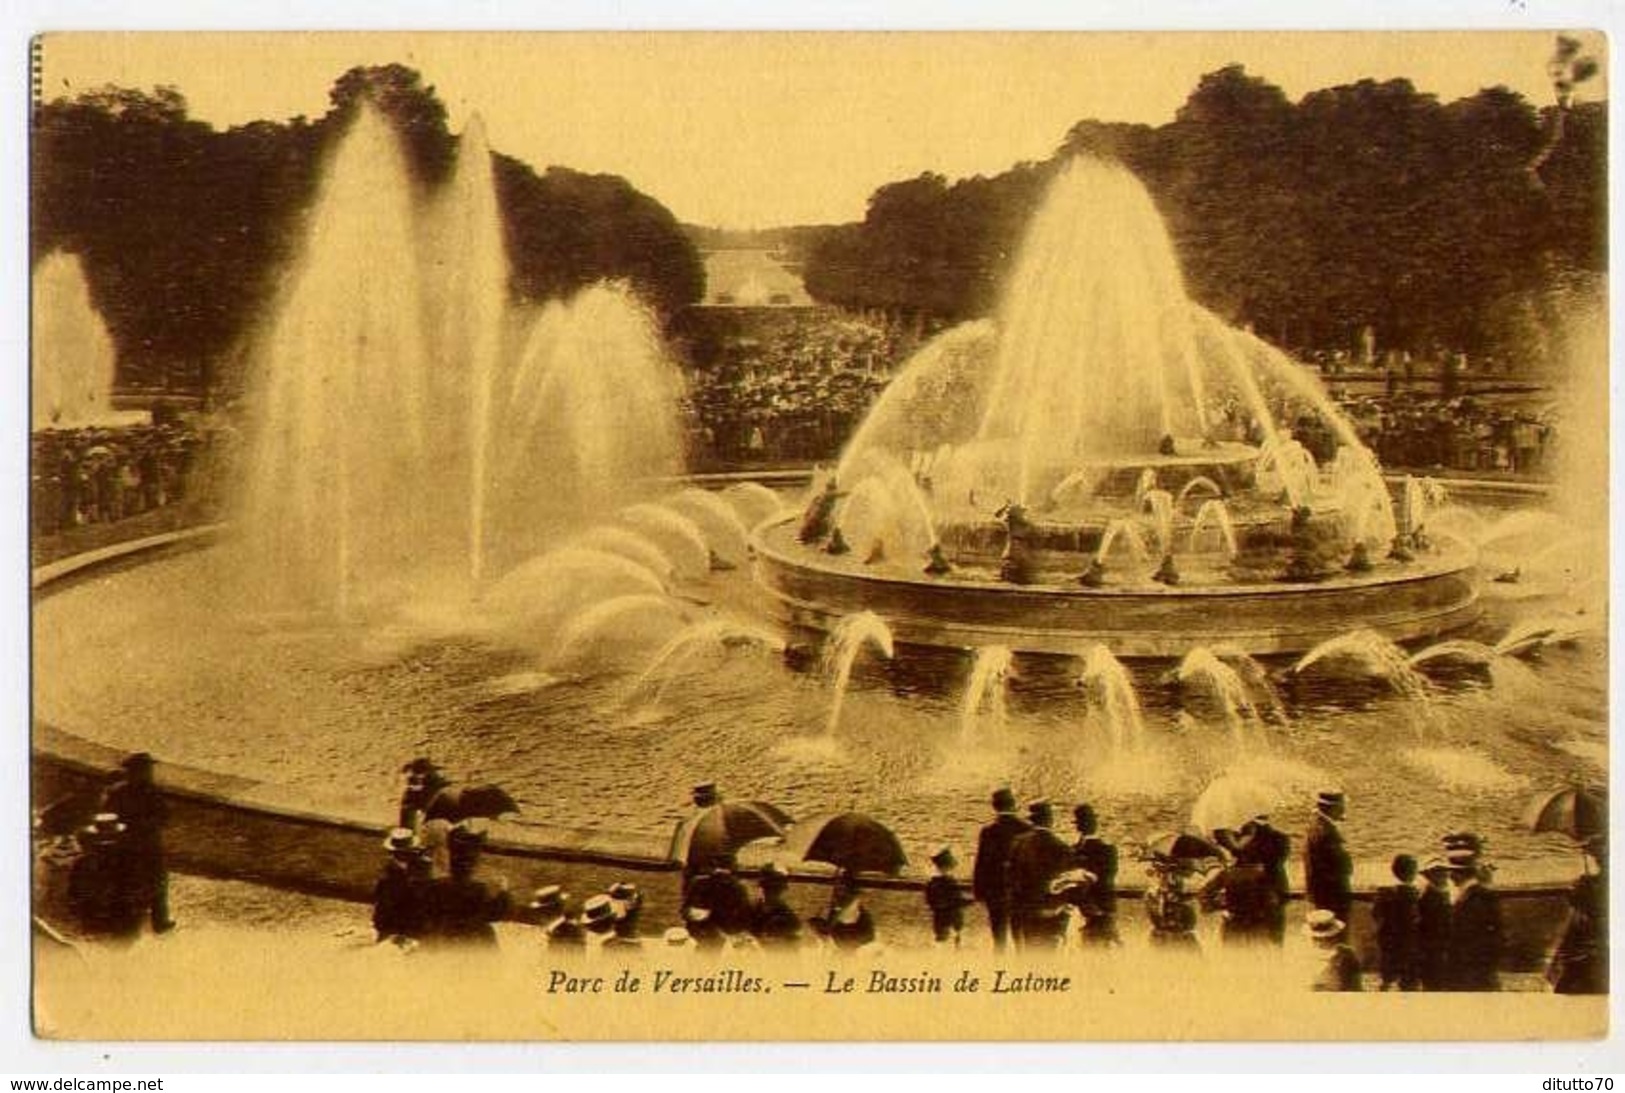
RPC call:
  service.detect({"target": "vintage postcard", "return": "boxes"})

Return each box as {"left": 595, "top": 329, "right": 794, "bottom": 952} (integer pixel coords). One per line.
{"left": 26, "top": 30, "right": 1610, "bottom": 1043}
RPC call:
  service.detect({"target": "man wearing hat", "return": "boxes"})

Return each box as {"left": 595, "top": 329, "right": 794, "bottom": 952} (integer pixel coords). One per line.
{"left": 1305, "top": 909, "right": 1362, "bottom": 992}
{"left": 1005, "top": 800, "right": 1073, "bottom": 949}
{"left": 972, "top": 787, "right": 1030, "bottom": 950}
{"left": 1304, "top": 790, "right": 1352, "bottom": 924}
{"left": 749, "top": 863, "right": 803, "bottom": 949}
{"left": 1371, "top": 853, "right": 1421, "bottom": 990}
{"left": 372, "top": 827, "right": 432, "bottom": 945}
{"left": 925, "top": 847, "right": 974, "bottom": 946}
{"left": 522, "top": 885, "right": 574, "bottom": 943}
{"left": 1444, "top": 834, "right": 1501, "bottom": 991}
{"left": 66, "top": 813, "right": 142, "bottom": 941}
{"left": 100, "top": 752, "right": 174, "bottom": 934}
{"left": 604, "top": 882, "right": 645, "bottom": 950}
{"left": 577, "top": 894, "right": 620, "bottom": 957}
{"left": 1071, "top": 805, "right": 1120, "bottom": 945}
{"left": 1416, "top": 857, "right": 1453, "bottom": 991}
{"left": 398, "top": 758, "right": 449, "bottom": 833}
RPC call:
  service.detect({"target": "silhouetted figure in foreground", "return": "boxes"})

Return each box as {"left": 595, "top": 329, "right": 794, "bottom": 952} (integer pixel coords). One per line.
{"left": 812, "top": 872, "right": 875, "bottom": 952}
{"left": 1372, "top": 853, "right": 1421, "bottom": 990}
{"left": 100, "top": 752, "right": 173, "bottom": 934}
{"left": 1304, "top": 790, "right": 1352, "bottom": 924}
{"left": 750, "top": 863, "right": 803, "bottom": 949}
{"left": 1306, "top": 909, "right": 1362, "bottom": 992}
{"left": 1070, "top": 805, "right": 1119, "bottom": 945}
{"left": 925, "top": 847, "right": 973, "bottom": 946}
{"left": 973, "top": 787, "right": 1029, "bottom": 951}
{"left": 1548, "top": 837, "right": 1607, "bottom": 995}
{"left": 1444, "top": 834, "right": 1501, "bottom": 992}
{"left": 372, "top": 827, "right": 432, "bottom": 945}
{"left": 1006, "top": 800, "right": 1073, "bottom": 949}
{"left": 1416, "top": 857, "right": 1453, "bottom": 991}
{"left": 66, "top": 813, "right": 142, "bottom": 942}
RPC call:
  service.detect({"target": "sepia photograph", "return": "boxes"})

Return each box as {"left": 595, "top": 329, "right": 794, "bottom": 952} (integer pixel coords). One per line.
{"left": 23, "top": 28, "right": 1611, "bottom": 1046}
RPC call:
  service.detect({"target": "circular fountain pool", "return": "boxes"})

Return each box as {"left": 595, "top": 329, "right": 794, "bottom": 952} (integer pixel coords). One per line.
{"left": 32, "top": 493, "right": 1605, "bottom": 881}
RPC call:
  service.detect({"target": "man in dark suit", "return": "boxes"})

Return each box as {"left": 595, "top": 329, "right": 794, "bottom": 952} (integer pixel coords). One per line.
{"left": 372, "top": 827, "right": 432, "bottom": 945}
{"left": 100, "top": 752, "right": 174, "bottom": 934}
{"left": 1444, "top": 834, "right": 1501, "bottom": 991}
{"left": 1416, "top": 857, "right": 1453, "bottom": 991}
{"left": 1304, "top": 790, "right": 1352, "bottom": 923}
{"left": 1006, "top": 800, "right": 1073, "bottom": 949}
{"left": 972, "top": 787, "right": 1029, "bottom": 950}
{"left": 1071, "top": 804, "right": 1119, "bottom": 944}
{"left": 1372, "top": 853, "right": 1421, "bottom": 990}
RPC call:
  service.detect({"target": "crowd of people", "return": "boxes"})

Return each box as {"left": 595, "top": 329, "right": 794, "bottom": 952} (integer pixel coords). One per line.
{"left": 354, "top": 767, "right": 1602, "bottom": 993}
{"left": 1338, "top": 396, "right": 1557, "bottom": 476}
{"left": 30, "top": 752, "right": 1605, "bottom": 996}
{"left": 30, "top": 419, "right": 219, "bottom": 538}
{"left": 685, "top": 311, "right": 920, "bottom": 466}
{"left": 674, "top": 313, "right": 1559, "bottom": 478}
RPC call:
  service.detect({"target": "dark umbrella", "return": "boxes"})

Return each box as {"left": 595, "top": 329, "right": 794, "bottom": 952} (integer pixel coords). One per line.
{"left": 1524, "top": 786, "right": 1606, "bottom": 841}
{"left": 668, "top": 800, "right": 793, "bottom": 869}
{"left": 781, "top": 811, "right": 907, "bottom": 876}
{"left": 1144, "top": 831, "right": 1225, "bottom": 863}
{"left": 424, "top": 784, "right": 520, "bottom": 823}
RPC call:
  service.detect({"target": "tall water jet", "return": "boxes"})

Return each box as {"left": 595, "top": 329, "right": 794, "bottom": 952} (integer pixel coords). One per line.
{"left": 32, "top": 252, "right": 138, "bottom": 429}
{"left": 754, "top": 153, "right": 1480, "bottom": 655}
{"left": 499, "top": 283, "right": 687, "bottom": 532}
{"left": 977, "top": 158, "right": 1207, "bottom": 501}
{"left": 822, "top": 611, "right": 895, "bottom": 736}
{"left": 436, "top": 115, "right": 509, "bottom": 584}
{"left": 241, "top": 103, "right": 432, "bottom": 612}
{"left": 960, "top": 645, "right": 1014, "bottom": 745}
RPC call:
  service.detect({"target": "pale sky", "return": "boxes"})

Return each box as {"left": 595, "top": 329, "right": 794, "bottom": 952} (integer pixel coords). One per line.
{"left": 39, "top": 31, "right": 1607, "bottom": 229}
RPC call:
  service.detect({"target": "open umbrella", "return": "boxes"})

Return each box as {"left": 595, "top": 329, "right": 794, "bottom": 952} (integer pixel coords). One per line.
{"left": 1144, "top": 831, "right": 1225, "bottom": 863}
{"left": 1189, "top": 776, "right": 1285, "bottom": 837}
{"left": 423, "top": 784, "right": 520, "bottom": 823}
{"left": 782, "top": 811, "right": 907, "bottom": 876}
{"left": 1524, "top": 785, "right": 1606, "bottom": 841}
{"left": 668, "top": 799, "right": 793, "bottom": 869}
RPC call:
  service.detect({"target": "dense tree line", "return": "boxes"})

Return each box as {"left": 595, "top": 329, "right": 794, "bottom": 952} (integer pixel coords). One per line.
{"left": 32, "top": 65, "right": 704, "bottom": 395}
{"left": 802, "top": 64, "right": 1605, "bottom": 363}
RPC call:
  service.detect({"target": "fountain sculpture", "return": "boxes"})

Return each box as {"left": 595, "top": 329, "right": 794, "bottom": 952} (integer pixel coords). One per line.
{"left": 754, "top": 157, "right": 1480, "bottom": 656}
